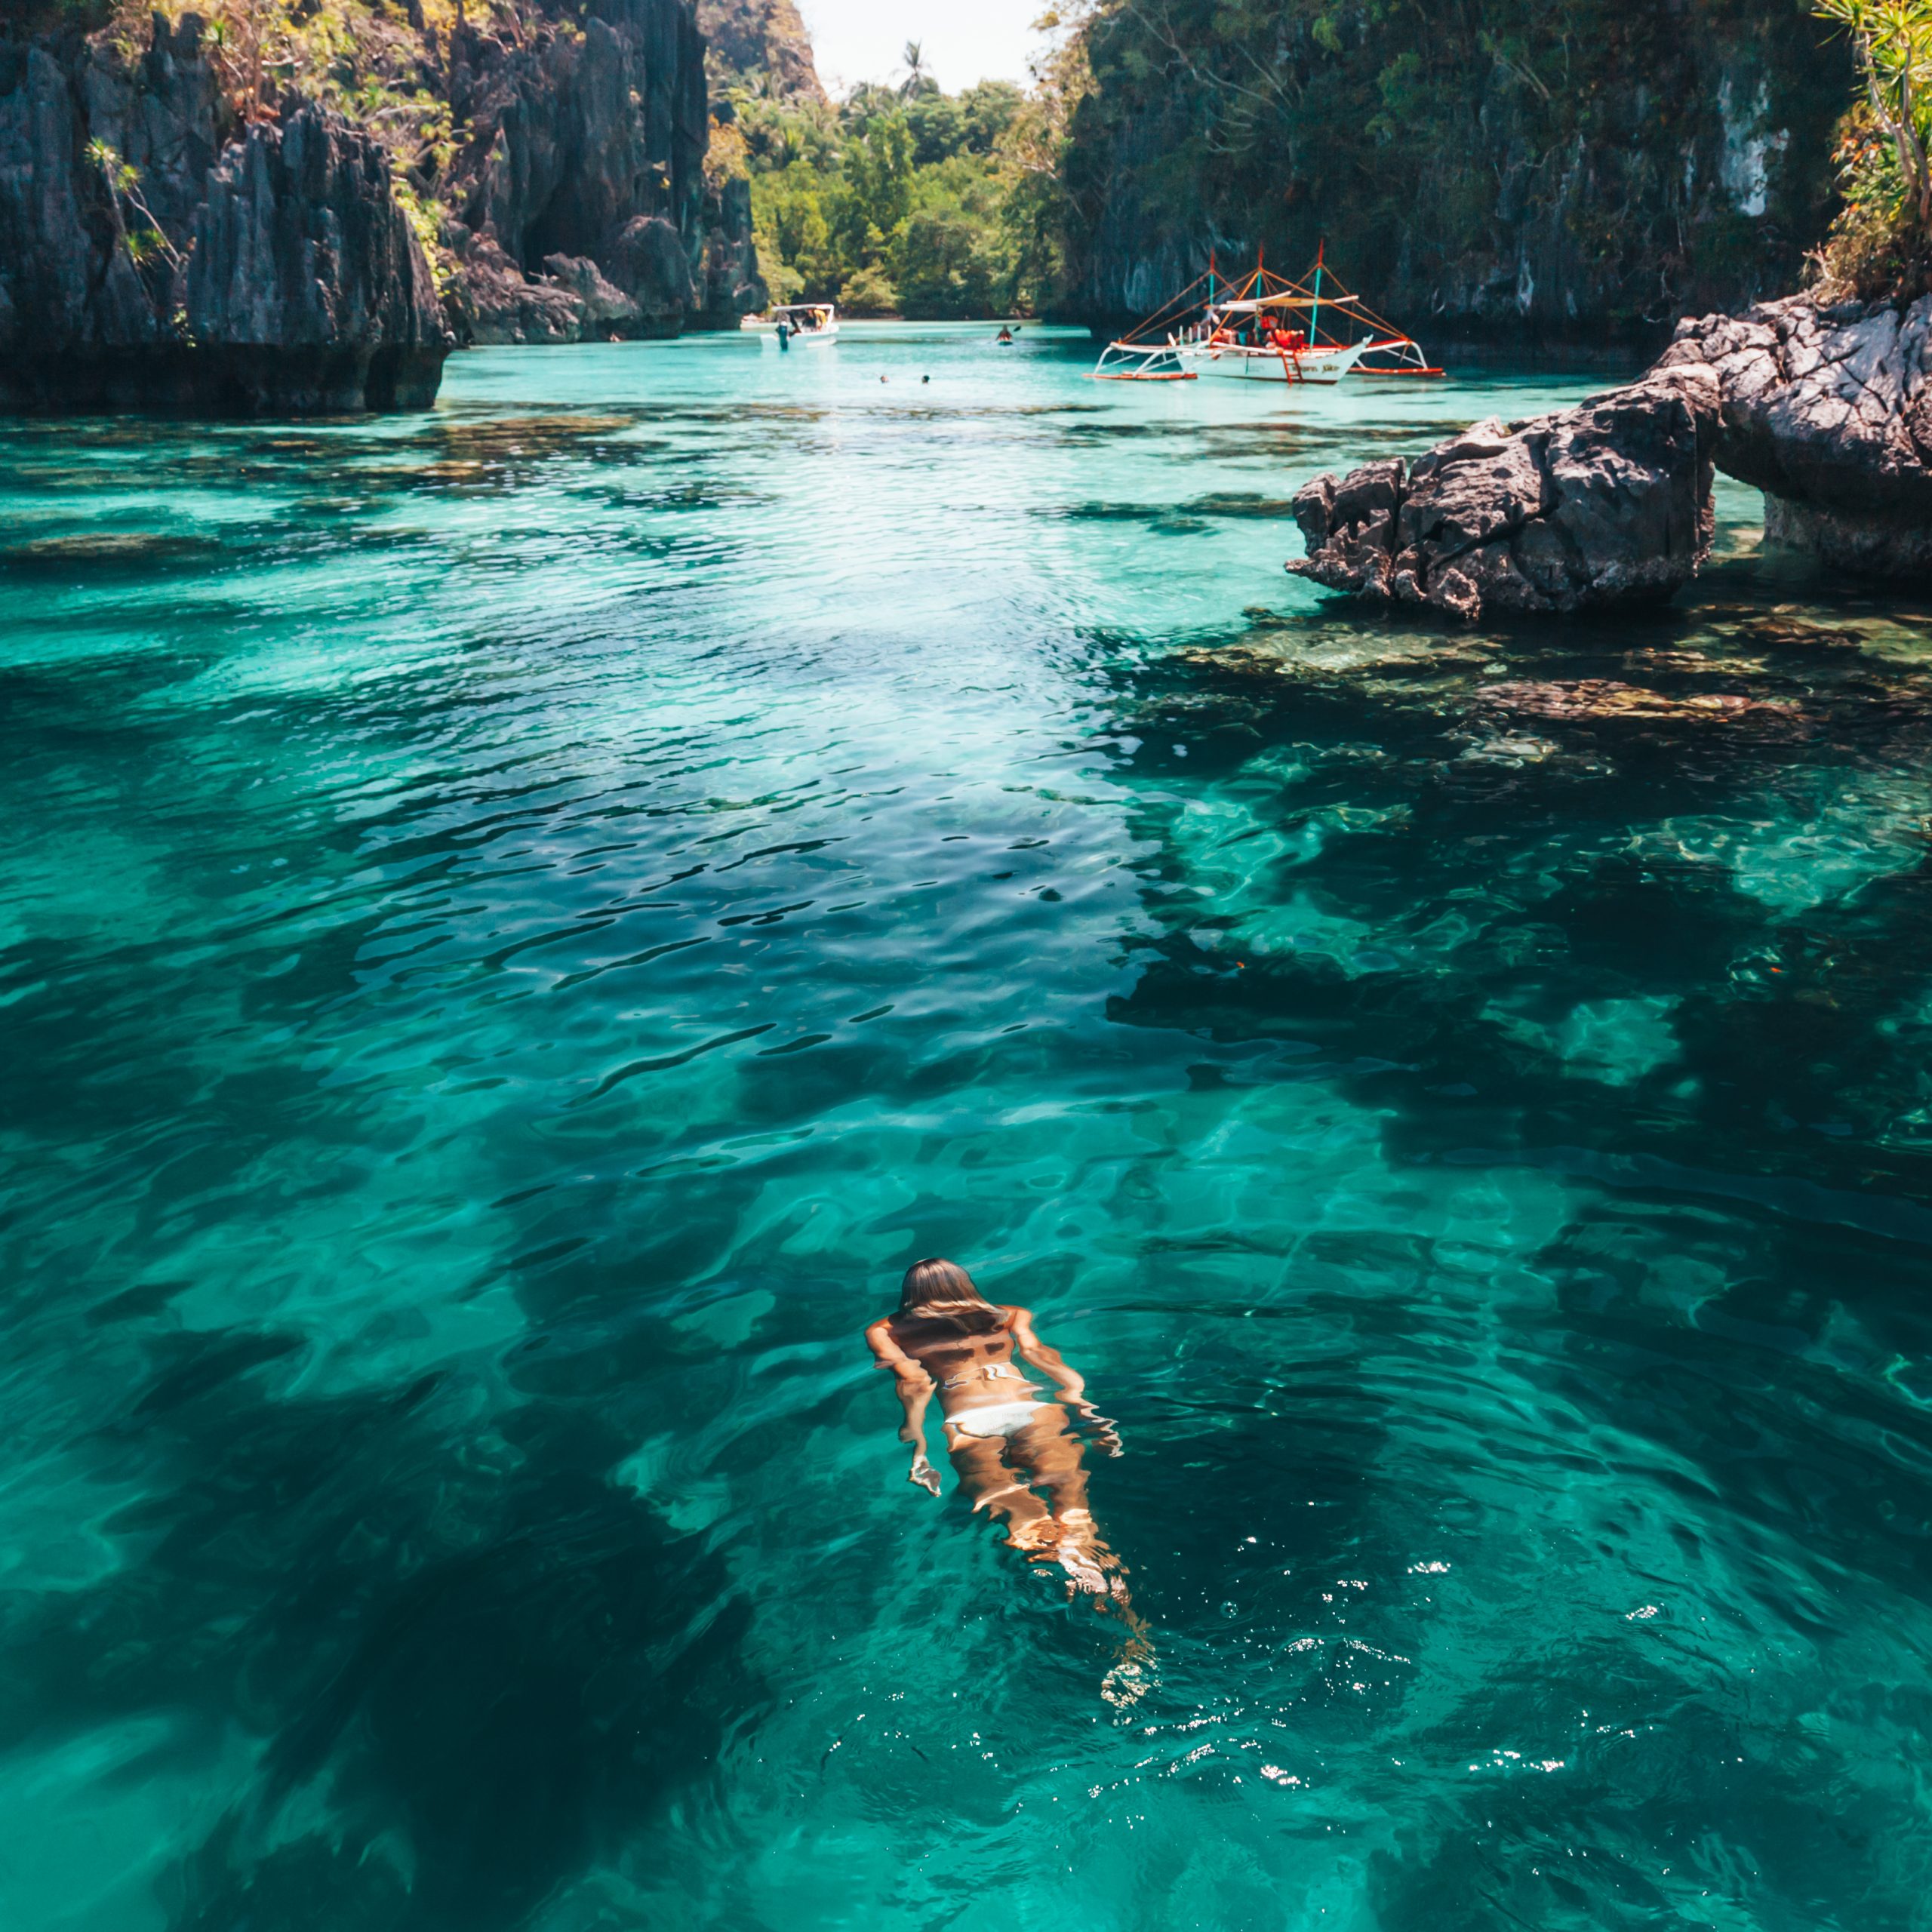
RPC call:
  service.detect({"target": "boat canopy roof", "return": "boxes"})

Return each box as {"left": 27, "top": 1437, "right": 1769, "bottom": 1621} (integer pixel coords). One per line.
{"left": 774, "top": 303, "right": 833, "bottom": 316}
{"left": 1209, "top": 291, "right": 1374, "bottom": 315}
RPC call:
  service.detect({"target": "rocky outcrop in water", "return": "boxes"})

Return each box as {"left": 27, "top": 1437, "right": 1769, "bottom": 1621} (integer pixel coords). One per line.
{"left": 1658, "top": 294, "right": 1932, "bottom": 578}
{"left": 1287, "top": 368, "right": 1721, "bottom": 621}
{"left": 0, "top": 18, "right": 451, "bottom": 414}
{"left": 0, "top": 2, "right": 764, "bottom": 407}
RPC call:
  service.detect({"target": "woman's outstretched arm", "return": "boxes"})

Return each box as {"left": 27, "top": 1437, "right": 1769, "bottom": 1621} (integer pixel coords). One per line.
{"left": 1005, "top": 1306, "right": 1122, "bottom": 1455}
{"left": 865, "top": 1319, "right": 941, "bottom": 1494}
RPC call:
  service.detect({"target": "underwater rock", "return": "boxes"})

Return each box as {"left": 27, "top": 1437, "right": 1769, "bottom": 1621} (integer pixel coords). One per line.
{"left": 1659, "top": 295, "right": 1932, "bottom": 579}
{"left": 0, "top": 531, "right": 221, "bottom": 568}
{"left": 1287, "top": 368, "right": 1721, "bottom": 621}
{"left": 1475, "top": 679, "right": 1795, "bottom": 722}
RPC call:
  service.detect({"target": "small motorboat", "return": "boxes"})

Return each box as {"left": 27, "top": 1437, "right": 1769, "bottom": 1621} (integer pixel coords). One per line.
{"left": 1093, "top": 246, "right": 1440, "bottom": 386}
{"left": 743, "top": 303, "right": 838, "bottom": 349}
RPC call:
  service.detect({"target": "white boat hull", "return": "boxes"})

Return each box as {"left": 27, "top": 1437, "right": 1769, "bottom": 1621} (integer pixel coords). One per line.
{"left": 1174, "top": 339, "right": 1369, "bottom": 383}
{"left": 759, "top": 324, "right": 838, "bottom": 347}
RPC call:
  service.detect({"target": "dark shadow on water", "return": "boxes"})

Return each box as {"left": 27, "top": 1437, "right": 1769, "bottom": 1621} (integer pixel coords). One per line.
{"left": 0, "top": 1322, "right": 759, "bottom": 1932}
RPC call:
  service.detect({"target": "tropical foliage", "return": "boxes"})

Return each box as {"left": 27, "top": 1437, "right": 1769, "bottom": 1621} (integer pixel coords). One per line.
{"left": 1814, "top": 0, "right": 1932, "bottom": 290}
{"left": 731, "top": 45, "right": 1070, "bottom": 316}
{"left": 35, "top": 1, "right": 478, "bottom": 287}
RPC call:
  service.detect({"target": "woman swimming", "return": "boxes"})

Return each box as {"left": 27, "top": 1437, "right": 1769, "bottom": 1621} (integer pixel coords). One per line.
{"left": 865, "top": 1258, "right": 1126, "bottom": 1593}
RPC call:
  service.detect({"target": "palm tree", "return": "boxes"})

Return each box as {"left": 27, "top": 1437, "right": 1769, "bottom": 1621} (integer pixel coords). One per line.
{"left": 899, "top": 40, "right": 928, "bottom": 100}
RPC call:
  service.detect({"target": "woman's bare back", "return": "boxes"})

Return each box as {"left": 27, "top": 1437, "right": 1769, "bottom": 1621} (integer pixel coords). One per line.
{"left": 884, "top": 1306, "right": 1037, "bottom": 1417}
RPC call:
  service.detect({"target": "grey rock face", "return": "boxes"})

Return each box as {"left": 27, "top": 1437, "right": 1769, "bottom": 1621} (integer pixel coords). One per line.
{"left": 1288, "top": 368, "right": 1721, "bottom": 620}
{"left": 699, "top": 172, "right": 762, "bottom": 324}
{"left": 605, "top": 212, "right": 694, "bottom": 331}
{"left": 1659, "top": 295, "right": 1932, "bottom": 577}
{"left": 186, "top": 105, "right": 451, "bottom": 406}
{"left": 448, "top": 225, "right": 584, "bottom": 344}
{"left": 444, "top": 0, "right": 759, "bottom": 339}
{"left": 543, "top": 252, "right": 644, "bottom": 330}
{"left": 0, "top": 21, "right": 451, "bottom": 414}
{"left": 448, "top": 229, "right": 651, "bottom": 345}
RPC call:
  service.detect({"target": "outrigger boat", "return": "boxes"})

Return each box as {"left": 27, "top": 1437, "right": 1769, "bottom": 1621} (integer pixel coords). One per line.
{"left": 742, "top": 302, "right": 838, "bottom": 349}
{"left": 1093, "top": 247, "right": 1441, "bottom": 386}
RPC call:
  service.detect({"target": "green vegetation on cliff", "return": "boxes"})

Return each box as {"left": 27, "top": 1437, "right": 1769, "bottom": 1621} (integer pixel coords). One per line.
{"left": 30, "top": 0, "right": 1888, "bottom": 335}
{"left": 20, "top": 2, "right": 758, "bottom": 336}
{"left": 724, "top": 48, "right": 1069, "bottom": 316}
{"left": 1813, "top": 0, "right": 1932, "bottom": 293}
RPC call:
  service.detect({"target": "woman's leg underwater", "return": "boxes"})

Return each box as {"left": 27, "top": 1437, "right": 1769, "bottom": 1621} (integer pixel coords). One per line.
{"left": 945, "top": 1429, "right": 1052, "bottom": 1546}
{"left": 1011, "top": 1408, "right": 1128, "bottom": 1594}
{"left": 1007, "top": 1404, "right": 1092, "bottom": 1521}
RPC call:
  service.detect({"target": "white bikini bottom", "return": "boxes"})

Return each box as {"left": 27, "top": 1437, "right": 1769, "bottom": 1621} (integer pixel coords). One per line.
{"left": 949, "top": 1400, "right": 1043, "bottom": 1440}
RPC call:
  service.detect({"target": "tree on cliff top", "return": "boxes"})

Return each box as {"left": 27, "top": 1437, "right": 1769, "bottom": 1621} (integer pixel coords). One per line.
{"left": 1814, "top": 0, "right": 1932, "bottom": 291}
{"left": 697, "top": 0, "right": 826, "bottom": 104}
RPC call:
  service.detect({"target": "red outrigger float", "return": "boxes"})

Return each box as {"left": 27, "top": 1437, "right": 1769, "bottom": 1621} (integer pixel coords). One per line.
{"left": 1094, "top": 245, "right": 1444, "bottom": 386}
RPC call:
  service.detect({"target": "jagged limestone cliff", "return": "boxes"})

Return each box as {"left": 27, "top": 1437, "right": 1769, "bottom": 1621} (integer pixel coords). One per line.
{"left": 0, "top": 1, "right": 765, "bottom": 411}
{"left": 1060, "top": 0, "right": 1853, "bottom": 349}
{"left": 0, "top": 18, "right": 451, "bottom": 413}
{"left": 438, "top": 0, "right": 742, "bottom": 342}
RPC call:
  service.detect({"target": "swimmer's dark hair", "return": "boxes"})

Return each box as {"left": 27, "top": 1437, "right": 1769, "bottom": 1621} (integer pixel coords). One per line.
{"left": 898, "top": 1257, "right": 1003, "bottom": 1333}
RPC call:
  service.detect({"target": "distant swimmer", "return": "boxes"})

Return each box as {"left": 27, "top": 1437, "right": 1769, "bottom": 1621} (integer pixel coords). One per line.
{"left": 866, "top": 1257, "right": 1152, "bottom": 1700}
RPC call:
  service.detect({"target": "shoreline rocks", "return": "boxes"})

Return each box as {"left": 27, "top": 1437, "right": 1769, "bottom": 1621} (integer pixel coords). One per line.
{"left": 1287, "top": 368, "right": 1720, "bottom": 621}
{"left": 1290, "top": 289, "right": 1932, "bottom": 614}
{"left": 1658, "top": 294, "right": 1932, "bottom": 578}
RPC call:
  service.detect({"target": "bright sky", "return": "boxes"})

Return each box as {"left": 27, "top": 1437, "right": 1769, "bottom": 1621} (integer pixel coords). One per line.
{"left": 797, "top": 0, "right": 1051, "bottom": 94}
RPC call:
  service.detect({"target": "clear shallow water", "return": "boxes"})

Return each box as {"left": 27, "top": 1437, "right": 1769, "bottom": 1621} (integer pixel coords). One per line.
{"left": 5, "top": 323, "right": 1932, "bottom": 1930}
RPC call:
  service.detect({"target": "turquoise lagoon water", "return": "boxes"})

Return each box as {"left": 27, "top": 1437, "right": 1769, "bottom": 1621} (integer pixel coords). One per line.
{"left": 5, "top": 323, "right": 1932, "bottom": 1930}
